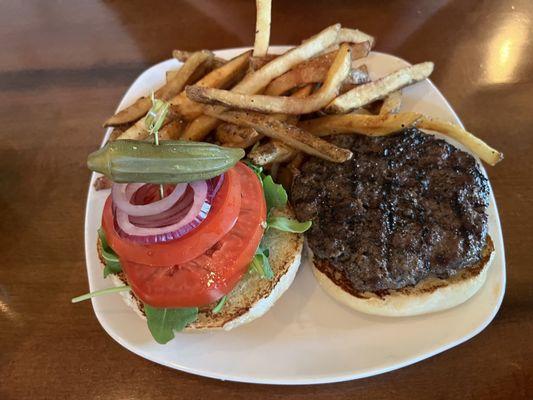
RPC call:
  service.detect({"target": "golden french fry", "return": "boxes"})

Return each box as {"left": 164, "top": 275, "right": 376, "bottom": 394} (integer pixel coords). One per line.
{"left": 299, "top": 112, "right": 422, "bottom": 136}
{"left": 119, "top": 51, "right": 251, "bottom": 141}
{"left": 204, "top": 107, "right": 352, "bottom": 163}
{"left": 170, "top": 50, "right": 252, "bottom": 120}
{"left": 172, "top": 49, "right": 226, "bottom": 69}
{"left": 105, "top": 51, "right": 212, "bottom": 128}
{"left": 182, "top": 24, "right": 342, "bottom": 140}
{"left": 337, "top": 28, "right": 375, "bottom": 47}
{"left": 158, "top": 119, "right": 186, "bottom": 140}
{"left": 418, "top": 117, "right": 503, "bottom": 166}
{"left": 186, "top": 44, "right": 352, "bottom": 114}
{"left": 264, "top": 43, "right": 370, "bottom": 96}
{"left": 326, "top": 62, "right": 434, "bottom": 113}
{"left": 215, "top": 84, "right": 314, "bottom": 148}
{"left": 182, "top": 114, "right": 220, "bottom": 142}
{"left": 253, "top": 0, "right": 272, "bottom": 57}
{"left": 165, "top": 70, "right": 179, "bottom": 82}
{"left": 248, "top": 140, "right": 296, "bottom": 165}
{"left": 215, "top": 123, "right": 262, "bottom": 148}
{"left": 239, "top": 24, "right": 341, "bottom": 93}
{"left": 380, "top": 91, "right": 402, "bottom": 115}
{"left": 249, "top": 54, "right": 278, "bottom": 72}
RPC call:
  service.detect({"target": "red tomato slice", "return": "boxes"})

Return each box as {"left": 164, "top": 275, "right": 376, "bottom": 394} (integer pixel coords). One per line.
{"left": 102, "top": 167, "right": 241, "bottom": 266}
{"left": 121, "top": 162, "right": 267, "bottom": 307}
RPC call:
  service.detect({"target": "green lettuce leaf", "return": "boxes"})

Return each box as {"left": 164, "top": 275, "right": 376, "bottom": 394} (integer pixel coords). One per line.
{"left": 144, "top": 305, "right": 199, "bottom": 344}
{"left": 267, "top": 216, "right": 312, "bottom": 233}
{"left": 212, "top": 296, "right": 227, "bottom": 314}
{"left": 98, "top": 228, "right": 122, "bottom": 278}
{"left": 243, "top": 160, "right": 264, "bottom": 180}
{"left": 249, "top": 246, "right": 273, "bottom": 280}
{"left": 262, "top": 175, "right": 288, "bottom": 213}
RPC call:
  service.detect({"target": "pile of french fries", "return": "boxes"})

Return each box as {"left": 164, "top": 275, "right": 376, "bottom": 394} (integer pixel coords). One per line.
{"left": 104, "top": 0, "right": 502, "bottom": 190}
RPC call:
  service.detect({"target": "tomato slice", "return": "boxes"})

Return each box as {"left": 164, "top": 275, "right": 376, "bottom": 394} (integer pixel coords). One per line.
{"left": 121, "top": 162, "right": 267, "bottom": 307}
{"left": 102, "top": 167, "right": 241, "bottom": 266}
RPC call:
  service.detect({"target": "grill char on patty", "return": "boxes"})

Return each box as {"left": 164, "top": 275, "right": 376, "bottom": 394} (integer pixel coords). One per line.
{"left": 292, "top": 128, "right": 490, "bottom": 293}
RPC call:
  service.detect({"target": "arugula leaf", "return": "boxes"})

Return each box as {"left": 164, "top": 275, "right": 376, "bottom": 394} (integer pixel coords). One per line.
{"left": 98, "top": 228, "right": 122, "bottom": 278}
{"left": 249, "top": 246, "right": 273, "bottom": 280}
{"left": 267, "top": 216, "right": 312, "bottom": 233}
{"left": 212, "top": 296, "right": 227, "bottom": 314}
{"left": 144, "top": 305, "right": 199, "bottom": 344}
{"left": 103, "top": 260, "right": 122, "bottom": 278}
{"left": 243, "top": 160, "right": 264, "bottom": 180}
{"left": 262, "top": 175, "right": 288, "bottom": 213}
{"left": 71, "top": 285, "right": 131, "bottom": 303}
{"left": 97, "top": 227, "right": 109, "bottom": 248}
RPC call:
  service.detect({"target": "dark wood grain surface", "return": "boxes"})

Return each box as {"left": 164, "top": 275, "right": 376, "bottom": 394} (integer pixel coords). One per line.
{"left": 1, "top": 1, "right": 532, "bottom": 399}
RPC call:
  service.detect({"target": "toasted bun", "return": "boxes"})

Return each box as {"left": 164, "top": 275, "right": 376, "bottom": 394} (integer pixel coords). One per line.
{"left": 99, "top": 206, "right": 304, "bottom": 330}
{"left": 311, "top": 236, "right": 495, "bottom": 317}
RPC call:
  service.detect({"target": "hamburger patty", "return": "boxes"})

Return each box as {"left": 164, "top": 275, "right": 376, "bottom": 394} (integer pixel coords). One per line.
{"left": 292, "top": 128, "right": 490, "bottom": 293}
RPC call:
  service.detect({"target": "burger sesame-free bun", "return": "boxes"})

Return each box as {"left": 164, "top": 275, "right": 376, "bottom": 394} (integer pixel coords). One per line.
{"left": 99, "top": 206, "right": 304, "bottom": 330}
{"left": 311, "top": 236, "right": 494, "bottom": 317}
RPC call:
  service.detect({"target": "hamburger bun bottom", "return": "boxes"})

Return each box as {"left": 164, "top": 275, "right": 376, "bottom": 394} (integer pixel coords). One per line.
{"left": 311, "top": 235, "right": 495, "bottom": 317}
{"left": 100, "top": 206, "right": 304, "bottom": 330}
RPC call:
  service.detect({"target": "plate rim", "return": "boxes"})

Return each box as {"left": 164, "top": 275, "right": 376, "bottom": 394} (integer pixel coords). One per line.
{"left": 83, "top": 46, "right": 506, "bottom": 385}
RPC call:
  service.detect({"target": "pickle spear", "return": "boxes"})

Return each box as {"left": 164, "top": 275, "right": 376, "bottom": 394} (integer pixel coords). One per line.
{"left": 88, "top": 140, "right": 245, "bottom": 184}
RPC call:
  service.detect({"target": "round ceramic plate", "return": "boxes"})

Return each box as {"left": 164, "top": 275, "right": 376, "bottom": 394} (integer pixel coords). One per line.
{"left": 84, "top": 46, "right": 506, "bottom": 385}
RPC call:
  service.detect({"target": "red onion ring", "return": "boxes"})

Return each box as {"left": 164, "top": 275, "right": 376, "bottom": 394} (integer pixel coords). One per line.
{"left": 115, "top": 181, "right": 211, "bottom": 244}
{"left": 112, "top": 174, "right": 225, "bottom": 244}
{"left": 128, "top": 188, "right": 194, "bottom": 228}
{"left": 112, "top": 182, "right": 187, "bottom": 216}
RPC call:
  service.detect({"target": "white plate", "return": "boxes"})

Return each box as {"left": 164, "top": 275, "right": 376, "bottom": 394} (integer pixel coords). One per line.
{"left": 84, "top": 47, "right": 506, "bottom": 385}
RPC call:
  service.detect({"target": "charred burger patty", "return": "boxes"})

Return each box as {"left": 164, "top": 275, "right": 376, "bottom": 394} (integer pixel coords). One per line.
{"left": 292, "top": 128, "right": 490, "bottom": 294}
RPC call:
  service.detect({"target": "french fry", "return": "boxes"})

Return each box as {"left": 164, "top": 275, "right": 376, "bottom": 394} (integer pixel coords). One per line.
{"left": 204, "top": 107, "right": 352, "bottom": 163}
{"left": 249, "top": 54, "right": 278, "bottom": 71}
{"left": 325, "top": 62, "right": 434, "bottom": 113}
{"left": 253, "top": 0, "right": 272, "bottom": 57}
{"left": 119, "top": 51, "right": 251, "bottom": 141}
{"left": 166, "top": 70, "right": 179, "bottom": 82}
{"left": 173, "top": 49, "right": 226, "bottom": 69}
{"left": 215, "top": 123, "right": 262, "bottom": 148}
{"left": 299, "top": 112, "right": 422, "bottom": 136}
{"left": 380, "top": 91, "right": 402, "bottom": 115}
{"left": 276, "top": 151, "right": 304, "bottom": 190}
{"left": 244, "top": 85, "right": 314, "bottom": 163}
{"left": 166, "top": 60, "right": 214, "bottom": 85}
{"left": 264, "top": 42, "right": 370, "bottom": 95}
{"left": 215, "top": 84, "right": 315, "bottom": 148}
{"left": 181, "top": 24, "right": 342, "bottom": 140}
{"left": 239, "top": 24, "right": 342, "bottom": 93}
{"left": 170, "top": 50, "right": 252, "bottom": 120}
{"left": 289, "top": 152, "right": 304, "bottom": 169}
{"left": 105, "top": 51, "right": 212, "bottom": 127}
{"left": 418, "top": 117, "right": 503, "bottom": 165}
{"left": 158, "top": 119, "right": 186, "bottom": 140}
{"left": 337, "top": 27, "right": 375, "bottom": 47}
{"left": 248, "top": 140, "right": 296, "bottom": 165}
{"left": 186, "top": 43, "right": 352, "bottom": 114}
{"left": 339, "top": 65, "right": 371, "bottom": 93}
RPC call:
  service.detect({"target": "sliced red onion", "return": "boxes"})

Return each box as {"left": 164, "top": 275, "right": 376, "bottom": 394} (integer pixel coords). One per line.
{"left": 112, "top": 174, "right": 225, "bottom": 244}
{"left": 115, "top": 181, "right": 212, "bottom": 244}
{"left": 128, "top": 189, "right": 194, "bottom": 228}
{"left": 112, "top": 182, "right": 187, "bottom": 217}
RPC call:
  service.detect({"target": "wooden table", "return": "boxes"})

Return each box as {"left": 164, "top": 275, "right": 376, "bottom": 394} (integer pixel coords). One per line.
{"left": 1, "top": 1, "right": 531, "bottom": 398}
